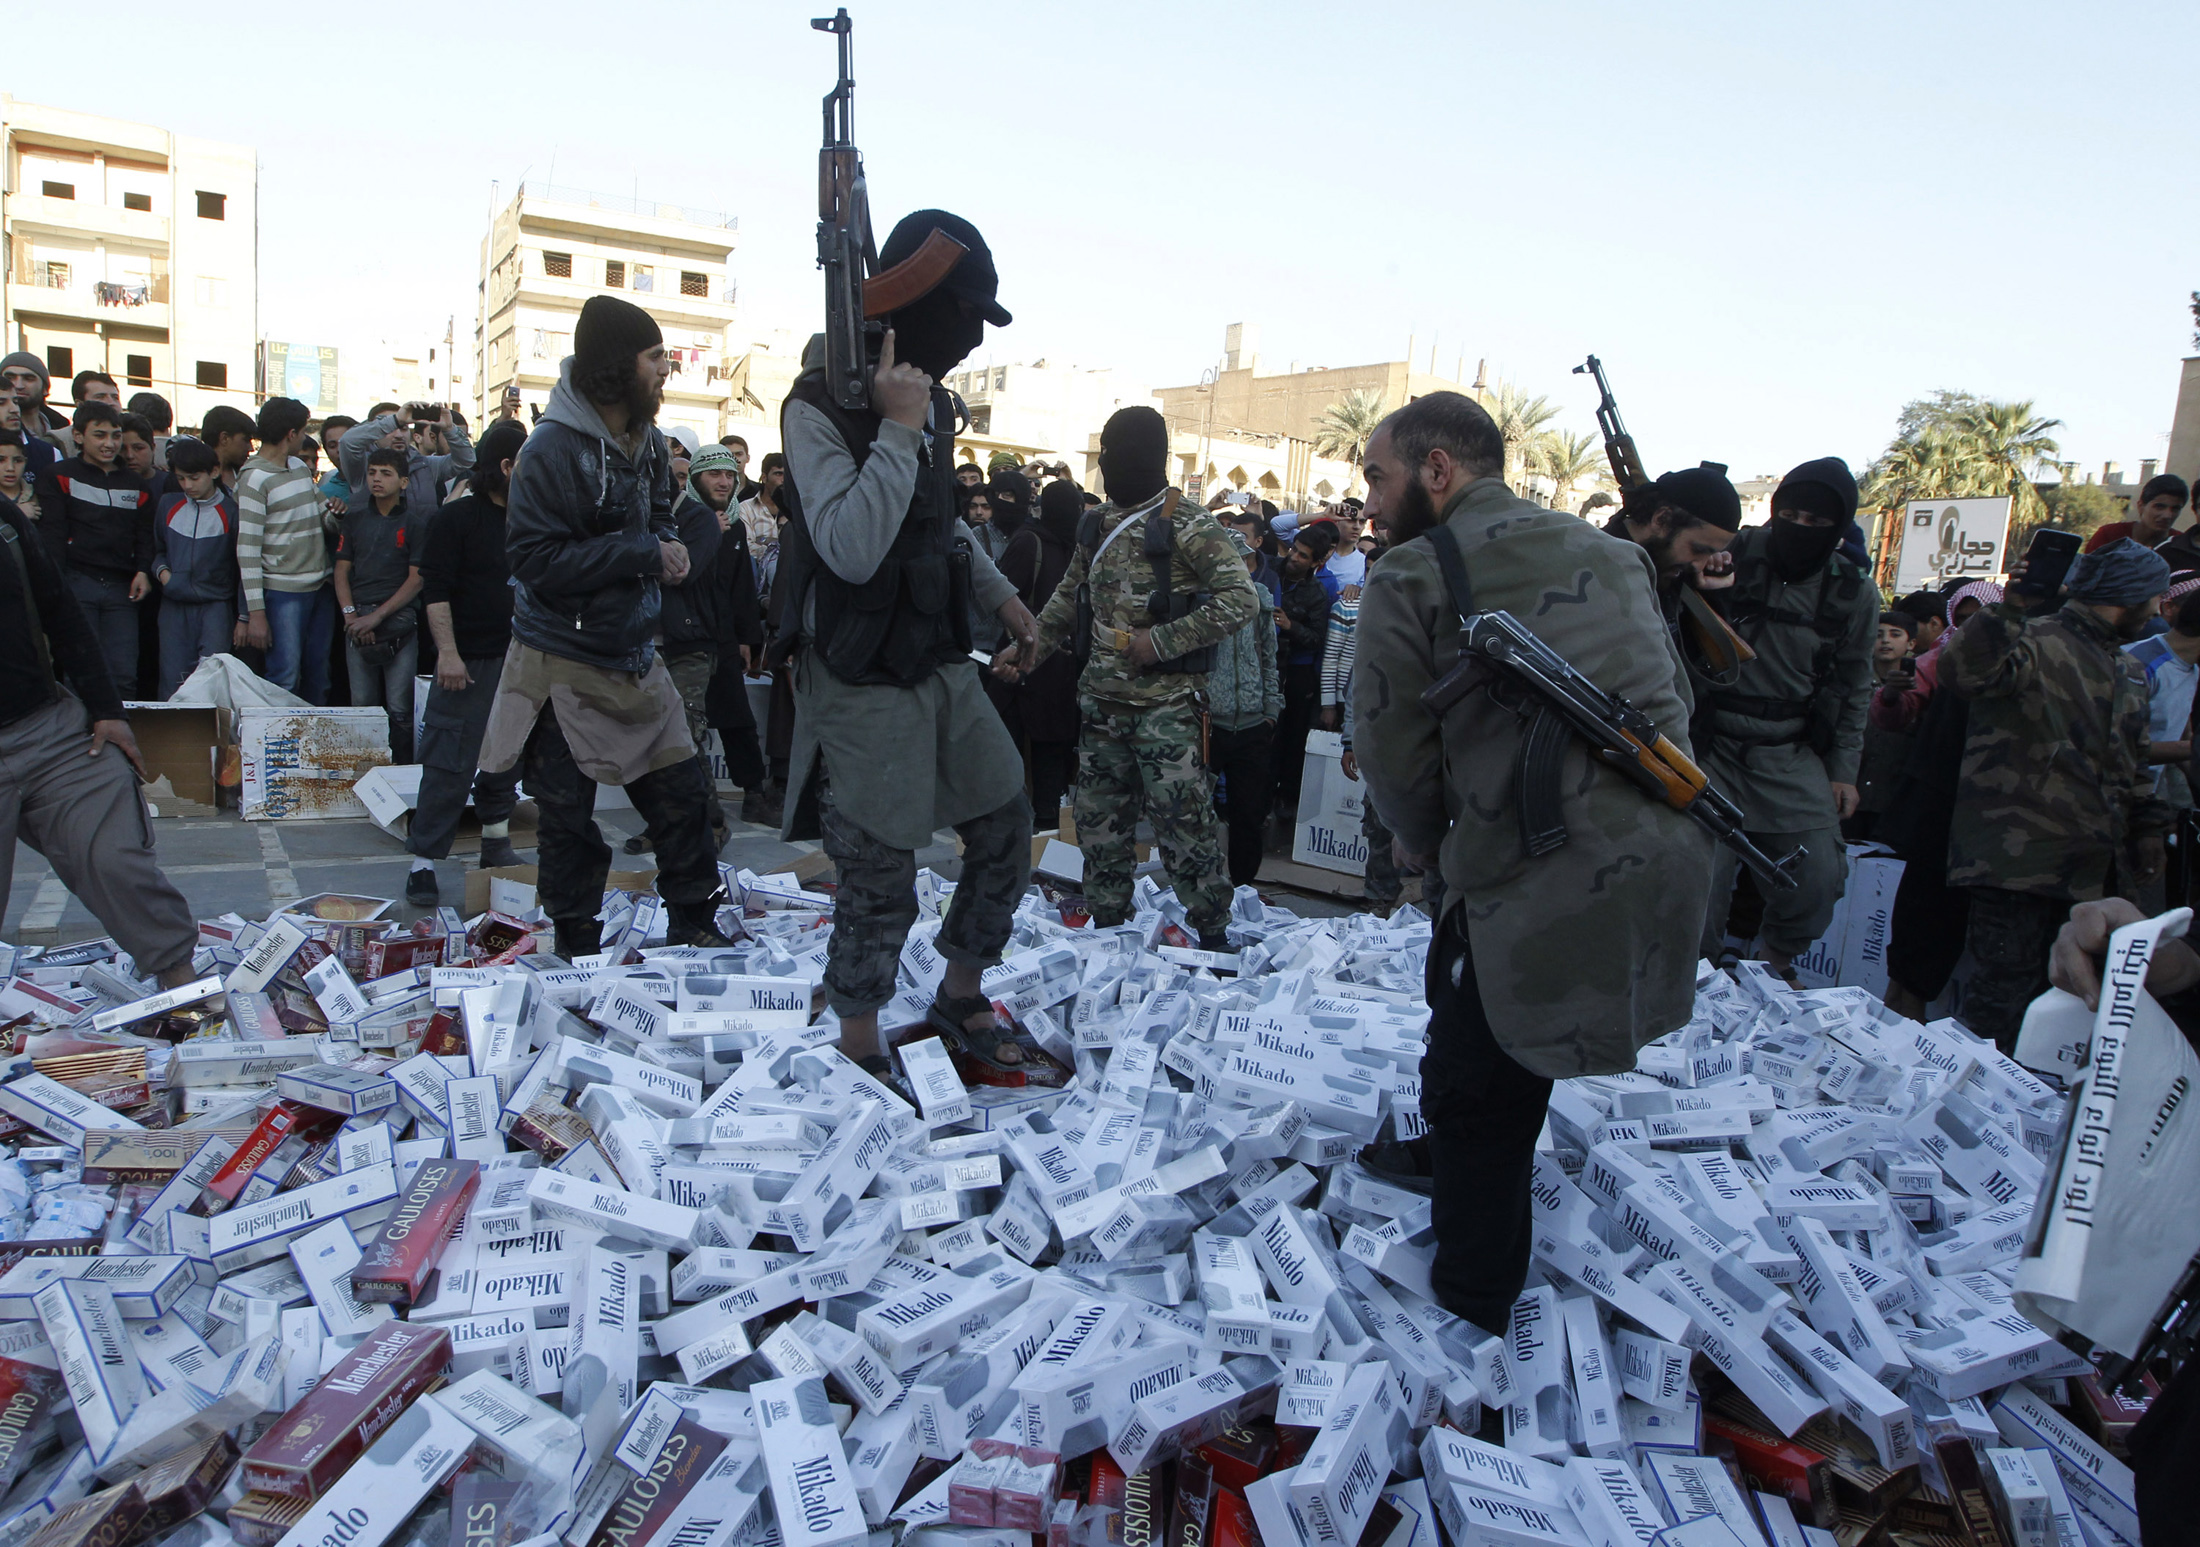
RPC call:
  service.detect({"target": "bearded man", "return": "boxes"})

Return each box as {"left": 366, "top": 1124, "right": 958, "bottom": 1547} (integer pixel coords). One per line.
{"left": 477, "top": 295, "right": 734, "bottom": 955}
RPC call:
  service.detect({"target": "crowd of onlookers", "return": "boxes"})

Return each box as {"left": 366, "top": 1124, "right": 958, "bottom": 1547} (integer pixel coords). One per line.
{"left": 11, "top": 344, "right": 2197, "bottom": 1027}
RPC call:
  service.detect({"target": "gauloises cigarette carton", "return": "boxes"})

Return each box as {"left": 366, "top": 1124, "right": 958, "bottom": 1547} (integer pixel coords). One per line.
{"left": 240, "top": 1322, "right": 451, "bottom": 1500}
{"left": 352, "top": 1160, "right": 480, "bottom": 1305}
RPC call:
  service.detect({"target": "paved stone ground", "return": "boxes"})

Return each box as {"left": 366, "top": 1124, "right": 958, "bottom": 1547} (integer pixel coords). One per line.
{"left": 4, "top": 803, "right": 1357, "bottom": 947}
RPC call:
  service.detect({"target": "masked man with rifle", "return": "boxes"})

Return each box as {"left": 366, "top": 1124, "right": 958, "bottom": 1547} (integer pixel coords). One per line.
{"left": 776, "top": 209, "right": 1039, "bottom": 1076}
{"left": 1352, "top": 391, "right": 1716, "bottom": 1332}
{"left": 1695, "top": 458, "right": 1877, "bottom": 982}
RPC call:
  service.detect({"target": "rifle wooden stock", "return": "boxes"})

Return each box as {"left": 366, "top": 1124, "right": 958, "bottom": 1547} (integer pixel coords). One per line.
{"left": 1677, "top": 585, "right": 1756, "bottom": 675}
{"left": 863, "top": 229, "right": 968, "bottom": 318}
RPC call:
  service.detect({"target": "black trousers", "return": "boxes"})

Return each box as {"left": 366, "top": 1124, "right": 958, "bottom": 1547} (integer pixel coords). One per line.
{"left": 1273, "top": 662, "right": 1322, "bottom": 816}
{"left": 1424, "top": 905, "right": 1555, "bottom": 1332}
{"left": 1208, "top": 722, "right": 1275, "bottom": 889}
{"left": 522, "top": 701, "right": 721, "bottom": 928}
{"left": 1887, "top": 860, "right": 1971, "bottom": 1002}
{"left": 1029, "top": 741, "right": 1077, "bottom": 835}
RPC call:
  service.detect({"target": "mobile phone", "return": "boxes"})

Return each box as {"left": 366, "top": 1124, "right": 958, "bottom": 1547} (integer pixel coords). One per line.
{"left": 2014, "top": 528, "right": 2081, "bottom": 600}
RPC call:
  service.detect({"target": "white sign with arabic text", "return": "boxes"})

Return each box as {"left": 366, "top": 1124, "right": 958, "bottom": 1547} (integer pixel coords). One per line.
{"left": 1892, "top": 496, "right": 2012, "bottom": 592}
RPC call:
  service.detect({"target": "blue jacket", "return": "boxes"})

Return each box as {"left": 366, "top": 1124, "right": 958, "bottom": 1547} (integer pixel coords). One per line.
{"left": 152, "top": 488, "right": 242, "bottom": 605}
{"left": 504, "top": 361, "right": 674, "bottom": 672}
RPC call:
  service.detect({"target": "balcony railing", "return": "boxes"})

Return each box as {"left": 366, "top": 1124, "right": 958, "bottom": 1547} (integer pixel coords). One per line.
{"left": 10, "top": 261, "right": 170, "bottom": 304}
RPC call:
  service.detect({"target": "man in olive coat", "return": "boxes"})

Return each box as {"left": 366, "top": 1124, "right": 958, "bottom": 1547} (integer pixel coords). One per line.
{"left": 1353, "top": 391, "right": 1715, "bottom": 1330}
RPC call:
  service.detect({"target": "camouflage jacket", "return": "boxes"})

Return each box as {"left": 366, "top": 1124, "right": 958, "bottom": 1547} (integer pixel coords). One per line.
{"left": 1698, "top": 527, "right": 1878, "bottom": 829}
{"left": 1944, "top": 599, "right": 2171, "bottom": 899}
{"left": 1030, "top": 489, "right": 1259, "bottom": 710}
{"left": 1353, "top": 478, "right": 1715, "bottom": 1078}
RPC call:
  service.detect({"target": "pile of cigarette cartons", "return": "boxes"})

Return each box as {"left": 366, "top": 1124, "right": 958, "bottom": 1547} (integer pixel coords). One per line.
{"left": 0, "top": 866, "right": 2152, "bottom": 1547}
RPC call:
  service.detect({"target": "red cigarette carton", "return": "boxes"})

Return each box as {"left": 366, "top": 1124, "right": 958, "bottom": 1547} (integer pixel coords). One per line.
{"left": 353, "top": 1158, "right": 481, "bottom": 1305}
{"left": 240, "top": 1322, "right": 452, "bottom": 1500}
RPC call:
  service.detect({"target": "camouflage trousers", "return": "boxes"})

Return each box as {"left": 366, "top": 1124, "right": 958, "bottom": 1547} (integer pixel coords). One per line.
{"left": 1959, "top": 886, "right": 2064, "bottom": 1052}
{"left": 1076, "top": 696, "right": 1230, "bottom": 934}
{"left": 818, "top": 778, "right": 1030, "bottom": 1017}
{"left": 665, "top": 647, "right": 727, "bottom": 839}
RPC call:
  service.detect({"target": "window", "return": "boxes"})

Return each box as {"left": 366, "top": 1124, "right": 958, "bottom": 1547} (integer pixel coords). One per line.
{"left": 41, "top": 181, "right": 75, "bottom": 200}
{"left": 45, "top": 347, "right": 73, "bottom": 378}
{"left": 125, "top": 355, "right": 153, "bottom": 387}
{"left": 604, "top": 260, "right": 626, "bottom": 288}
{"left": 631, "top": 265, "right": 654, "bottom": 293}
{"left": 122, "top": 192, "right": 151, "bottom": 212}
{"left": 38, "top": 261, "right": 70, "bottom": 289}
{"left": 680, "top": 271, "right": 708, "bottom": 298}
{"left": 544, "top": 250, "right": 572, "bottom": 279}
{"left": 196, "top": 361, "right": 227, "bottom": 389}
{"left": 193, "top": 276, "right": 228, "bottom": 309}
{"left": 195, "top": 191, "right": 226, "bottom": 220}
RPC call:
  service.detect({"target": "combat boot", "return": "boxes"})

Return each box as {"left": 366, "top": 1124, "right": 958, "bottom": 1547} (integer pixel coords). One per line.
{"left": 664, "top": 897, "right": 740, "bottom": 949}
{"left": 554, "top": 919, "right": 602, "bottom": 959}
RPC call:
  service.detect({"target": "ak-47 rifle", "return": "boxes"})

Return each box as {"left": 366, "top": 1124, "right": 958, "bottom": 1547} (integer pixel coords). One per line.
{"left": 812, "top": 8, "right": 969, "bottom": 411}
{"left": 1573, "top": 355, "right": 1754, "bottom": 681}
{"left": 1422, "top": 594, "right": 1802, "bottom": 894}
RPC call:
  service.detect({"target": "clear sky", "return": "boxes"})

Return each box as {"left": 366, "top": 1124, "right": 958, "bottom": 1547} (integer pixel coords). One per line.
{"left": 13, "top": 0, "right": 2195, "bottom": 483}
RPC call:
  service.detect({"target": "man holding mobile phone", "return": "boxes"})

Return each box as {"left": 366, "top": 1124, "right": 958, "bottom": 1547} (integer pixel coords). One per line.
{"left": 339, "top": 399, "right": 474, "bottom": 516}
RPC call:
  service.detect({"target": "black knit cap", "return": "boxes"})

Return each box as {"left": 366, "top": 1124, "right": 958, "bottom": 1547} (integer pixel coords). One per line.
{"left": 574, "top": 295, "right": 663, "bottom": 376}
{"left": 1646, "top": 462, "right": 1741, "bottom": 531}
{"left": 878, "top": 210, "right": 1011, "bottom": 325}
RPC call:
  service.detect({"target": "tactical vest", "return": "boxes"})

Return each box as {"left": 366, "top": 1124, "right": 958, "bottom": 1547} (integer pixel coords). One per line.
{"left": 1711, "top": 551, "right": 1866, "bottom": 755}
{"left": 1071, "top": 499, "right": 1215, "bottom": 675}
{"left": 770, "top": 370, "right": 973, "bottom": 687}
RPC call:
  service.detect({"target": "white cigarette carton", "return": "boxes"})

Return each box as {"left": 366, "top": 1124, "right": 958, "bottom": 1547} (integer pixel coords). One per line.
{"left": 526, "top": 1171, "right": 699, "bottom": 1252}
{"left": 1419, "top": 1430, "right": 1570, "bottom": 1509}
{"left": 226, "top": 914, "right": 309, "bottom": 992}
{"left": 1643, "top": 1454, "right": 1756, "bottom": 1546}
{"left": 1986, "top": 1449, "right": 2056, "bottom": 1547}
{"left": 0, "top": 1074, "right": 143, "bottom": 1147}
{"left": 1762, "top": 1309, "right": 1915, "bottom": 1470}
{"left": 1908, "top": 1310, "right": 2071, "bottom": 1401}
{"left": 1503, "top": 1287, "right": 1572, "bottom": 1464}
{"left": 34, "top": 1281, "right": 141, "bottom": 1461}
{"left": 1989, "top": 1385, "right": 2141, "bottom": 1546}
{"left": 287, "top": 1219, "right": 393, "bottom": 1340}
{"left": 447, "top": 1075, "right": 505, "bottom": 1161}
{"left": 87, "top": 974, "right": 222, "bottom": 1032}
{"left": 752, "top": 1376, "right": 869, "bottom": 1547}
{"left": 431, "top": 1368, "right": 586, "bottom": 1525}
{"left": 1563, "top": 1456, "right": 1669, "bottom": 1547}
{"left": 1611, "top": 1329, "right": 1692, "bottom": 1413}
{"left": 1781, "top": 1217, "right": 1908, "bottom": 1381}
{"left": 1430, "top": 1483, "right": 1587, "bottom": 1547}
{"left": 897, "top": 1038, "right": 972, "bottom": 1128}
{"left": 1287, "top": 1360, "right": 1402, "bottom": 1547}
{"left": 1562, "top": 1296, "right": 1626, "bottom": 1460}
{"left": 270, "top": 1398, "right": 474, "bottom": 1547}
{"left": 207, "top": 1163, "right": 401, "bottom": 1272}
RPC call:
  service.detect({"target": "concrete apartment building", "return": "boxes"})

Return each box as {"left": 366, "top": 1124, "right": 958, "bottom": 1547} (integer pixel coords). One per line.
{"left": 476, "top": 182, "right": 741, "bottom": 452}
{"left": 940, "top": 358, "right": 1155, "bottom": 468}
{"left": 1155, "top": 322, "right": 1473, "bottom": 447}
{"left": 2, "top": 97, "right": 258, "bottom": 431}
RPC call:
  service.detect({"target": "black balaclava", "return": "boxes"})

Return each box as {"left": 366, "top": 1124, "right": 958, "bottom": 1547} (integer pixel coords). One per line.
{"left": 1766, "top": 456, "right": 1858, "bottom": 583}
{"left": 877, "top": 209, "right": 1008, "bottom": 380}
{"left": 987, "top": 469, "right": 1032, "bottom": 537}
{"left": 1097, "top": 407, "right": 1169, "bottom": 508}
{"left": 1037, "top": 480, "right": 1082, "bottom": 548}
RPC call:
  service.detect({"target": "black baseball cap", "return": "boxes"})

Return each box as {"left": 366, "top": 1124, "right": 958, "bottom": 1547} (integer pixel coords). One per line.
{"left": 877, "top": 209, "right": 1012, "bottom": 326}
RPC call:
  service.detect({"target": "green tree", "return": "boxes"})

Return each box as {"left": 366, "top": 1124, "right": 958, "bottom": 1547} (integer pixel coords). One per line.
{"left": 1312, "top": 389, "right": 1385, "bottom": 468}
{"left": 1862, "top": 392, "right": 2064, "bottom": 563}
{"left": 2040, "top": 479, "right": 2122, "bottom": 539}
{"left": 1488, "top": 382, "right": 1562, "bottom": 486}
{"left": 1531, "top": 429, "right": 1609, "bottom": 514}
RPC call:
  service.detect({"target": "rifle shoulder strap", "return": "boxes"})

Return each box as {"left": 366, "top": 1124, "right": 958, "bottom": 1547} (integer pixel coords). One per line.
{"left": 1427, "top": 520, "right": 1568, "bottom": 857}
{"left": 1424, "top": 522, "right": 1475, "bottom": 622}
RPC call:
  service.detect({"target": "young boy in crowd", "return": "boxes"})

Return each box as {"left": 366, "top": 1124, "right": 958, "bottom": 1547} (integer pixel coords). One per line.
{"left": 0, "top": 435, "right": 38, "bottom": 524}
{"left": 1272, "top": 520, "right": 1338, "bottom": 824}
{"left": 35, "top": 400, "right": 154, "bottom": 692}
{"left": 150, "top": 439, "right": 241, "bottom": 697}
{"left": 334, "top": 447, "right": 427, "bottom": 763}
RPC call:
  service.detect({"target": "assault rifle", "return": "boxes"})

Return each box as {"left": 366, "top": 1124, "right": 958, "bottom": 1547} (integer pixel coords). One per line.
{"left": 812, "top": 8, "right": 968, "bottom": 411}
{"left": 1574, "top": 354, "right": 1754, "bottom": 680}
{"left": 1422, "top": 607, "right": 1802, "bottom": 892}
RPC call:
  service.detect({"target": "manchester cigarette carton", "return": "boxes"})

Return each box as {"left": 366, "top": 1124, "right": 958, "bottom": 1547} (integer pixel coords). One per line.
{"left": 207, "top": 1163, "right": 400, "bottom": 1274}
{"left": 0, "top": 1078, "right": 140, "bottom": 1150}
{"left": 32, "top": 1283, "right": 139, "bottom": 1463}
{"left": 242, "top": 1320, "right": 451, "bottom": 1499}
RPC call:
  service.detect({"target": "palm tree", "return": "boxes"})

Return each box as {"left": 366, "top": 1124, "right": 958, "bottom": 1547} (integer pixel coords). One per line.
{"left": 1532, "top": 430, "right": 1609, "bottom": 514}
{"left": 1487, "top": 382, "right": 1562, "bottom": 485}
{"left": 1313, "top": 389, "right": 1385, "bottom": 468}
{"left": 1863, "top": 396, "right": 2063, "bottom": 552}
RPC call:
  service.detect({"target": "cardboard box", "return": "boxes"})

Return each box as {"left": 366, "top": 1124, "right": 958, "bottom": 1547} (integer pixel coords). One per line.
{"left": 238, "top": 707, "right": 393, "bottom": 821}
{"left": 1291, "top": 731, "right": 1368, "bottom": 876}
{"left": 1789, "top": 845, "right": 1904, "bottom": 997}
{"left": 125, "top": 701, "right": 229, "bottom": 807}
